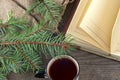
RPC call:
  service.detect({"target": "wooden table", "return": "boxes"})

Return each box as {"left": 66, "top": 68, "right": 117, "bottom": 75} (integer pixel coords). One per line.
{"left": 8, "top": 50, "right": 120, "bottom": 80}
{"left": 4, "top": 0, "right": 120, "bottom": 80}
{"left": 73, "top": 50, "right": 120, "bottom": 80}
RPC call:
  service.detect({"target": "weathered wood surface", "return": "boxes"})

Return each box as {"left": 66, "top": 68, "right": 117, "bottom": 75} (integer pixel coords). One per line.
{"left": 74, "top": 50, "right": 120, "bottom": 80}
{"left": 2, "top": 0, "right": 120, "bottom": 80}
{"left": 8, "top": 50, "right": 120, "bottom": 80}
{"left": 0, "top": 0, "right": 68, "bottom": 22}
{"left": 0, "top": 0, "right": 34, "bottom": 22}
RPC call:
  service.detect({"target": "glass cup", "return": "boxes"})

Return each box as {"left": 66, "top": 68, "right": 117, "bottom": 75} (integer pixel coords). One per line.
{"left": 46, "top": 55, "right": 80, "bottom": 80}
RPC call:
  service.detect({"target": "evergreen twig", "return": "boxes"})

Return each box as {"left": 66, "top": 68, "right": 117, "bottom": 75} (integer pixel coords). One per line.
{"left": 0, "top": 41, "right": 70, "bottom": 50}
{"left": 28, "top": 21, "right": 49, "bottom": 36}
{"left": 42, "top": 1, "right": 58, "bottom": 23}
{"left": 0, "top": 0, "right": 75, "bottom": 79}
{"left": 15, "top": 45, "right": 36, "bottom": 69}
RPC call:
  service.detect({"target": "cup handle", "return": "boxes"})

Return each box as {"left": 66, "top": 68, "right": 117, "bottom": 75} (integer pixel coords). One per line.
{"left": 34, "top": 69, "right": 46, "bottom": 78}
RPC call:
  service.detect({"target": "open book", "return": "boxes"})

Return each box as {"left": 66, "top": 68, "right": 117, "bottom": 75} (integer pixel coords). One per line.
{"left": 66, "top": 0, "right": 120, "bottom": 61}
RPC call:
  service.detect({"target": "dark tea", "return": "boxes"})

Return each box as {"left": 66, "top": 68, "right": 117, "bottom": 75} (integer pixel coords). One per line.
{"left": 47, "top": 56, "right": 78, "bottom": 80}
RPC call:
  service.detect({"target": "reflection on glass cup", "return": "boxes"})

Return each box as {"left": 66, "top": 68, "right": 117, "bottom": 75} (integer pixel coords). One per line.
{"left": 46, "top": 55, "right": 80, "bottom": 80}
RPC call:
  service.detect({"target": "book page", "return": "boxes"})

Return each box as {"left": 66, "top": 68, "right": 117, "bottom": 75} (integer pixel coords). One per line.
{"left": 79, "top": 0, "right": 120, "bottom": 52}
{"left": 111, "top": 9, "right": 120, "bottom": 54}
{"left": 67, "top": 0, "right": 109, "bottom": 53}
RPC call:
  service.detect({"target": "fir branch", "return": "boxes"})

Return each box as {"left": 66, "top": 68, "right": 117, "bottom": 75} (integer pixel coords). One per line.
{"left": 0, "top": 43, "right": 42, "bottom": 73}
{"left": 0, "top": 1, "right": 75, "bottom": 79}
{"left": 0, "top": 48, "right": 24, "bottom": 74}
{"left": 27, "top": 0, "right": 63, "bottom": 29}
{"left": 0, "top": 54, "right": 20, "bottom": 69}
{"left": 26, "top": 1, "right": 45, "bottom": 21}
{"left": 0, "top": 41, "right": 70, "bottom": 50}
{"left": 0, "top": 30, "right": 74, "bottom": 57}
{"left": 42, "top": 0, "right": 58, "bottom": 23}
{"left": 26, "top": 0, "right": 41, "bottom": 13}
{"left": 0, "top": 14, "right": 31, "bottom": 36}
{"left": 15, "top": 45, "right": 36, "bottom": 69}
{"left": 0, "top": 24, "right": 8, "bottom": 35}
{"left": 0, "top": 24, "right": 8, "bottom": 28}
{"left": 28, "top": 21, "right": 49, "bottom": 36}
{"left": 0, "top": 73, "right": 6, "bottom": 80}
{"left": 0, "top": 54, "right": 20, "bottom": 74}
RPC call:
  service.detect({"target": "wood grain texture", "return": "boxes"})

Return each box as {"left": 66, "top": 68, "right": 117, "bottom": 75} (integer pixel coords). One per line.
{"left": 8, "top": 50, "right": 120, "bottom": 80}
{"left": 3, "top": 0, "right": 120, "bottom": 80}
{"left": 0, "top": 0, "right": 66, "bottom": 23}
{"left": 72, "top": 50, "right": 120, "bottom": 80}
{"left": 0, "top": 0, "right": 37, "bottom": 23}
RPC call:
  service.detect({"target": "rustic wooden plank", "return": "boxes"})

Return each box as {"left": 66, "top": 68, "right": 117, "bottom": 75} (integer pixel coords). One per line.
{"left": 8, "top": 72, "right": 40, "bottom": 80}
{"left": 8, "top": 50, "right": 120, "bottom": 80}
{"left": 3, "top": 0, "right": 120, "bottom": 79}
{"left": 72, "top": 50, "right": 120, "bottom": 65}
{"left": 70, "top": 50, "right": 120, "bottom": 80}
